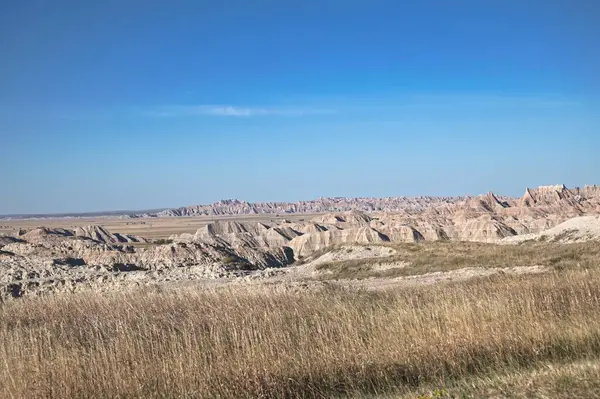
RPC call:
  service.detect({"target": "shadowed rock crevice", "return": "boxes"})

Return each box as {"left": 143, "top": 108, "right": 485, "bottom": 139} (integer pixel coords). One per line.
{"left": 53, "top": 258, "right": 86, "bottom": 267}
{"left": 112, "top": 263, "right": 147, "bottom": 272}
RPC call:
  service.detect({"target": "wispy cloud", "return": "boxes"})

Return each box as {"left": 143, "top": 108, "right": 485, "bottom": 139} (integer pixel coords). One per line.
{"left": 147, "top": 105, "right": 334, "bottom": 118}
{"left": 201, "top": 106, "right": 268, "bottom": 117}
{"left": 144, "top": 94, "right": 585, "bottom": 118}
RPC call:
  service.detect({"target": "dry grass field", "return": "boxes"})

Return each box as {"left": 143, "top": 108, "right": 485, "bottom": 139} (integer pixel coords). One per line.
{"left": 2, "top": 265, "right": 600, "bottom": 398}
{"left": 310, "top": 240, "right": 600, "bottom": 280}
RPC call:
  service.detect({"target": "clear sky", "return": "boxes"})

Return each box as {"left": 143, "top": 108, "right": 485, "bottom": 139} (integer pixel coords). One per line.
{"left": 1, "top": 0, "right": 599, "bottom": 214}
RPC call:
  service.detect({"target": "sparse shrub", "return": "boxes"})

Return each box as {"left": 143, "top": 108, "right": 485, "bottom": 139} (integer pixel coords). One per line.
{"left": 552, "top": 229, "right": 578, "bottom": 242}
{"left": 221, "top": 255, "right": 238, "bottom": 264}
{"left": 417, "top": 389, "right": 450, "bottom": 399}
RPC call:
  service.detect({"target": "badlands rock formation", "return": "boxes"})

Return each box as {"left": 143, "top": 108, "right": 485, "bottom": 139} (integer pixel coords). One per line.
{"left": 163, "top": 184, "right": 599, "bottom": 256}
{"left": 15, "top": 225, "right": 148, "bottom": 245}
{"left": 2, "top": 184, "right": 599, "bottom": 299}
{"left": 0, "top": 224, "right": 285, "bottom": 298}
{"left": 502, "top": 216, "right": 600, "bottom": 244}
{"left": 289, "top": 226, "right": 389, "bottom": 258}
{"left": 73, "top": 225, "right": 148, "bottom": 244}
{"left": 133, "top": 196, "right": 470, "bottom": 217}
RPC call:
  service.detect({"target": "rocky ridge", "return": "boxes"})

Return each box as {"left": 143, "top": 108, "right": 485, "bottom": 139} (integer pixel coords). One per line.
{"left": 132, "top": 196, "right": 472, "bottom": 217}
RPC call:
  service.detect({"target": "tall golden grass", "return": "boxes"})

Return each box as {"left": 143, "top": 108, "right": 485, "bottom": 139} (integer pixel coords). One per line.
{"left": 2, "top": 268, "right": 600, "bottom": 398}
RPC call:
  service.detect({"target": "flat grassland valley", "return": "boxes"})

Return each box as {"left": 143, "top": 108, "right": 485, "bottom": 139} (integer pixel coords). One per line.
{"left": 2, "top": 185, "right": 600, "bottom": 398}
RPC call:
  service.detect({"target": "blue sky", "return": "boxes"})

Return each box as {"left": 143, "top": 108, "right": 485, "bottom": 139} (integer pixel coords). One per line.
{"left": 1, "top": 0, "right": 599, "bottom": 214}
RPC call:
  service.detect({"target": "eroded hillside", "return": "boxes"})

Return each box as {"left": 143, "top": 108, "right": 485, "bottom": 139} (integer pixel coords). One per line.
{"left": 1, "top": 184, "right": 599, "bottom": 298}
